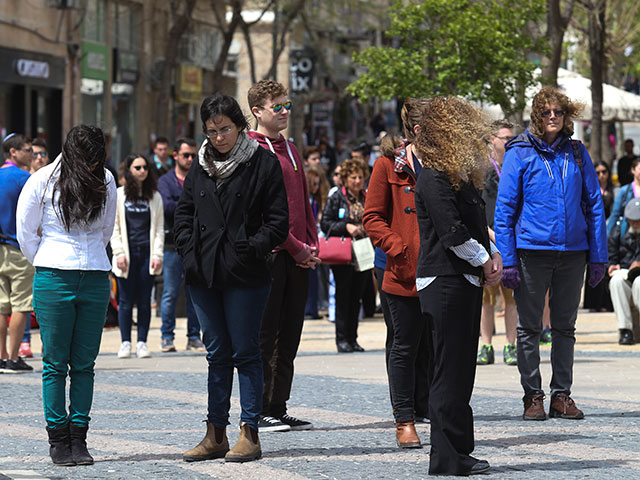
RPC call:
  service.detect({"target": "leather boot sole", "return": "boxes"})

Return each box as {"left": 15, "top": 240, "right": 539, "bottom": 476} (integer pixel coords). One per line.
{"left": 522, "top": 413, "right": 547, "bottom": 421}
{"left": 52, "top": 460, "right": 76, "bottom": 467}
{"left": 183, "top": 449, "right": 228, "bottom": 462}
{"left": 549, "top": 409, "right": 584, "bottom": 420}
{"left": 397, "top": 440, "right": 422, "bottom": 449}
{"left": 224, "top": 451, "right": 262, "bottom": 463}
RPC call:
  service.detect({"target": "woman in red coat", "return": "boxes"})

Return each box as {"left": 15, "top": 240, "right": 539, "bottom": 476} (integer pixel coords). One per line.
{"left": 363, "top": 98, "right": 434, "bottom": 449}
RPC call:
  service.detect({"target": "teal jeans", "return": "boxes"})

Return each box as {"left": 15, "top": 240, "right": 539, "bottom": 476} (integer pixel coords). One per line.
{"left": 33, "top": 267, "right": 110, "bottom": 427}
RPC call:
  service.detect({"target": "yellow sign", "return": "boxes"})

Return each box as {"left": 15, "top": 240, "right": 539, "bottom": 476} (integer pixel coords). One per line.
{"left": 177, "top": 65, "right": 202, "bottom": 104}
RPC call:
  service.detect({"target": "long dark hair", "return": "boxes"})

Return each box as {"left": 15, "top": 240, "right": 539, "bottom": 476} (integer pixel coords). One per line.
{"left": 55, "top": 125, "right": 108, "bottom": 231}
{"left": 594, "top": 160, "right": 613, "bottom": 191}
{"left": 123, "top": 153, "right": 156, "bottom": 201}
{"left": 200, "top": 93, "right": 248, "bottom": 160}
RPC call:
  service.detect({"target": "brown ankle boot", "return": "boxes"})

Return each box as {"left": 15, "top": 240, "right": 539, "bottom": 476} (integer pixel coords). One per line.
{"left": 396, "top": 421, "right": 422, "bottom": 448}
{"left": 183, "top": 421, "right": 229, "bottom": 462}
{"left": 225, "top": 423, "right": 262, "bottom": 463}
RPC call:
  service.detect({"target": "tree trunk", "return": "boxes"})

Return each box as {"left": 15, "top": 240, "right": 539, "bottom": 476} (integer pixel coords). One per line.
{"left": 587, "top": 0, "right": 606, "bottom": 164}
{"left": 156, "top": 0, "right": 196, "bottom": 138}
{"left": 211, "top": 1, "right": 243, "bottom": 90}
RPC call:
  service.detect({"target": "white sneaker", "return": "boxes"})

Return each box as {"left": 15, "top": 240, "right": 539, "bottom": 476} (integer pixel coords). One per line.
{"left": 118, "top": 341, "right": 131, "bottom": 358}
{"left": 136, "top": 341, "right": 151, "bottom": 358}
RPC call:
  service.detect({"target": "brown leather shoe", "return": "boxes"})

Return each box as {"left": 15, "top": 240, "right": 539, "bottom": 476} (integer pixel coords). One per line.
{"left": 183, "top": 421, "right": 229, "bottom": 462}
{"left": 549, "top": 393, "right": 584, "bottom": 419}
{"left": 225, "top": 423, "right": 262, "bottom": 463}
{"left": 396, "top": 421, "right": 422, "bottom": 448}
{"left": 523, "top": 394, "right": 547, "bottom": 421}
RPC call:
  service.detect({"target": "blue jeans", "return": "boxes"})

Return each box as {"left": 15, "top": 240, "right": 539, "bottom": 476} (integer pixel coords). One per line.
{"left": 190, "top": 283, "right": 271, "bottom": 430}
{"left": 160, "top": 250, "right": 200, "bottom": 340}
{"left": 117, "top": 245, "right": 153, "bottom": 343}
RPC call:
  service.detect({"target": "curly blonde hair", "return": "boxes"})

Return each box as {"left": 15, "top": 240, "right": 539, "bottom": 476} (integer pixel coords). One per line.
{"left": 413, "top": 96, "right": 490, "bottom": 190}
{"left": 247, "top": 80, "right": 288, "bottom": 112}
{"left": 529, "top": 86, "right": 585, "bottom": 138}
{"left": 339, "top": 157, "right": 369, "bottom": 185}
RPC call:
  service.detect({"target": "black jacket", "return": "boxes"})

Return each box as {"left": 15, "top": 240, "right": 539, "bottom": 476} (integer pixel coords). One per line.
{"left": 415, "top": 168, "right": 490, "bottom": 278}
{"left": 608, "top": 223, "right": 640, "bottom": 269}
{"left": 174, "top": 147, "right": 289, "bottom": 288}
{"left": 482, "top": 167, "right": 499, "bottom": 229}
{"left": 321, "top": 187, "right": 364, "bottom": 237}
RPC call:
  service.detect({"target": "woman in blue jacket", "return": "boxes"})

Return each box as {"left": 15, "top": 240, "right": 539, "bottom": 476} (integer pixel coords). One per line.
{"left": 495, "top": 87, "right": 607, "bottom": 422}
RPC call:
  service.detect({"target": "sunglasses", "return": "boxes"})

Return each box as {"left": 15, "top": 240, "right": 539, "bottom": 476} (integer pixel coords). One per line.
{"left": 268, "top": 101, "right": 292, "bottom": 113}
{"left": 133, "top": 165, "right": 149, "bottom": 171}
{"left": 596, "top": 169, "right": 608, "bottom": 175}
{"left": 181, "top": 152, "right": 196, "bottom": 159}
{"left": 20, "top": 147, "right": 34, "bottom": 153}
{"left": 541, "top": 109, "right": 565, "bottom": 118}
{"left": 33, "top": 151, "right": 47, "bottom": 158}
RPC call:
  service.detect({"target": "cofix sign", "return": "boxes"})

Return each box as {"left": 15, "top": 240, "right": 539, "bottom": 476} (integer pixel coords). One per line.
{"left": 15, "top": 59, "right": 50, "bottom": 79}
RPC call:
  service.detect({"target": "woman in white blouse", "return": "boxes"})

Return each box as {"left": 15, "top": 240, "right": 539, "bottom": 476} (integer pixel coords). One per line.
{"left": 110, "top": 153, "right": 163, "bottom": 359}
{"left": 17, "top": 125, "right": 117, "bottom": 466}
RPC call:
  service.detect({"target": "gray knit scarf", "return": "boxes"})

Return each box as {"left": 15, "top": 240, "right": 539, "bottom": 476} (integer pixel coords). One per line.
{"left": 199, "top": 132, "right": 258, "bottom": 186}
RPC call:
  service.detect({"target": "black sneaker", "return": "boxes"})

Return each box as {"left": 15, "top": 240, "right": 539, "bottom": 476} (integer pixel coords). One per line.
{"left": 0, "top": 359, "right": 6, "bottom": 373}
{"left": 257, "top": 415, "right": 291, "bottom": 432}
{"left": 278, "top": 414, "right": 313, "bottom": 431}
{"left": 4, "top": 357, "right": 34, "bottom": 374}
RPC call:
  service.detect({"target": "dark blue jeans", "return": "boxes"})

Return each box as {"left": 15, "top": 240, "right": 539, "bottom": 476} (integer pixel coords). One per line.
{"left": 160, "top": 250, "right": 200, "bottom": 340}
{"left": 190, "top": 283, "right": 271, "bottom": 430}
{"left": 117, "top": 245, "right": 154, "bottom": 343}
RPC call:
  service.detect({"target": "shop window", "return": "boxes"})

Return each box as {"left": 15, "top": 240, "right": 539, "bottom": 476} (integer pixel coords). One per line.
{"left": 83, "top": 0, "right": 106, "bottom": 43}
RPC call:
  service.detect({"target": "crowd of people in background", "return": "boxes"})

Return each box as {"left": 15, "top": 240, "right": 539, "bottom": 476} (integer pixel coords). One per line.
{"left": 1, "top": 80, "right": 638, "bottom": 476}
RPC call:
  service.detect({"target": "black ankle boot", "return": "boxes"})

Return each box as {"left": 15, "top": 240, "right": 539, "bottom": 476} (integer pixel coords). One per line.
{"left": 46, "top": 424, "right": 76, "bottom": 466}
{"left": 69, "top": 423, "right": 94, "bottom": 465}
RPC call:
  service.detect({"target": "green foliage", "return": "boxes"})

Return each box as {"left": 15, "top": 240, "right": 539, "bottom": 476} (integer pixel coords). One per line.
{"left": 347, "top": 0, "right": 547, "bottom": 114}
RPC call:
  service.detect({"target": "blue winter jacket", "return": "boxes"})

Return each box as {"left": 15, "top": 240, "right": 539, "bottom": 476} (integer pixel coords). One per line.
{"left": 495, "top": 129, "right": 607, "bottom": 267}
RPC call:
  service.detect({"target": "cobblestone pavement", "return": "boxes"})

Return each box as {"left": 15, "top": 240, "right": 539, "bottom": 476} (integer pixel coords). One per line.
{"left": 1, "top": 309, "right": 639, "bottom": 479}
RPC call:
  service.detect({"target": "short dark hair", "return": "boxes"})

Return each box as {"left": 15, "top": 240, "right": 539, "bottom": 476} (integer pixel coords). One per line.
{"left": 247, "top": 80, "right": 287, "bottom": 114}
{"left": 154, "top": 136, "right": 169, "bottom": 147}
{"left": 625, "top": 139, "right": 634, "bottom": 145}
{"left": 303, "top": 146, "right": 320, "bottom": 160}
{"left": 32, "top": 138, "right": 48, "bottom": 150}
{"left": 174, "top": 137, "right": 197, "bottom": 153}
{"left": 3, "top": 133, "right": 30, "bottom": 155}
{"left": 200, "top": 93, "right": 249, "bottom": 132}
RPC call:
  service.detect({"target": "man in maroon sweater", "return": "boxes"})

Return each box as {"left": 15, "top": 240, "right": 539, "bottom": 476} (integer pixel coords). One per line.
{"left": 248, "top": 80, "right": 319, "bottom": 432}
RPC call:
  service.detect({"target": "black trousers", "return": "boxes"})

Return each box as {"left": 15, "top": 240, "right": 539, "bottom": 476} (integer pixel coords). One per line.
{"left": 386, "top": 292, "right": 433, "bottom": 423}
{"left": 260, "top": 251, "right": 309, "bottom": 417}
{"left": 419, "top": 275, "right": 482, "bottom": 476}
{"left": 331, "top": 265, "right": 368, "bottom": 344}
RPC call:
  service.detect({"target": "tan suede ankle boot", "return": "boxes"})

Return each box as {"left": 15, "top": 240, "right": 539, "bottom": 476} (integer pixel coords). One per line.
{"left": 225, "top": 423, "right": 261, "bottom": 463}
{"left": 183, "top": 421, "right": 229, "bottom": 462}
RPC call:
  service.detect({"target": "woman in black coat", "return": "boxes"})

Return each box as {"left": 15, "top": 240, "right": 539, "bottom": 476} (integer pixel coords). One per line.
{"left": 175, "top": 93, "right": 288, "bottom": 463}
{"left": 413, "top": 97, "right": 502, "bottom": 476}
{"left": 321, "top": 157, "right": 371, "bottom": 353}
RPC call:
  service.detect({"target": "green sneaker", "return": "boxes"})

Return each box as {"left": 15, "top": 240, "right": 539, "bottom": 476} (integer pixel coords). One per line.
{"left": 503, "top": 343, "right": 517, "bottom": 365}
{"left": 476, "top": 344, "right": 495, "bottom": 365}
{"left": 540, "top": 327, "right": 552, "bottom": 345}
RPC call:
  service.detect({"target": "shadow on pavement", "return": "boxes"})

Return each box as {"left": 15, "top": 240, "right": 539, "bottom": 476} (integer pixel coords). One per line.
{"left": 313, "top": 420, "right": 395, "bottom": 431}
{"left": 490, "top": 458, "right": 631, "bottom": 473}
{"left": 267, "top": 445, "right": 400, "bottom": 458}
{"left": 478, "top": 433, "right": 593, "bottom": 448}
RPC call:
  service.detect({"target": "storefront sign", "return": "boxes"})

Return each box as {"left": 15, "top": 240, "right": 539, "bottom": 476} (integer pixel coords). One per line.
{"left": 114, "top": 50, "right": 139, "bottom": 84}
{"left": 15, "top": 59, "right": 50, "bottom": 79}
{"left": 0, "top": 47, "right": 65, "bottom": 88}
{"left": 177, "top": 65, "right": 202, "bottom": 104}
{"left": 290, "top": 50, "right": 315, "bottom": 93}
{"left": 82, "top": 41, "right": 109, "bottom": 82}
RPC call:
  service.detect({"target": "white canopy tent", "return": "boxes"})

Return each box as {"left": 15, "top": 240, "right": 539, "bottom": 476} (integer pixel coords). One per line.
{"left": 481, "top": 68, "right": 640, "bottom": 125}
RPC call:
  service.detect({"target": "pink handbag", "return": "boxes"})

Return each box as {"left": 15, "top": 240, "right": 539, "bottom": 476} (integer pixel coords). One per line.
{"left": 318, "top": 236, "right": 352, "bottom": 265}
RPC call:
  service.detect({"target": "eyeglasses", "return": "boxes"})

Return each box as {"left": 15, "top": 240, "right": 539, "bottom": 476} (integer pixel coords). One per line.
{"left": 180, "top": 152, "right": 196, "bottom": 159}
{"left": 33, "top": 151, "right": 47, "bottom": 158}
{"left": 596, "top": 169, "right": 608, "bottom": 175}
{"left": 20, "top": 147, "right": 33, "bottom": 153}
{"left": 494, "top": 135, "right": 511, "bottom": 141}
{"left": 541, "top": 109, "right": 565, "bottom": 118}
{"left": 206, "top": 126, "right": 234, "bottom": 139}
{"left": 133, "top": 165, "right": 149, "bottom": 171}
{"left": 265, "top": 101, "right": 292, "bottom": 113}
